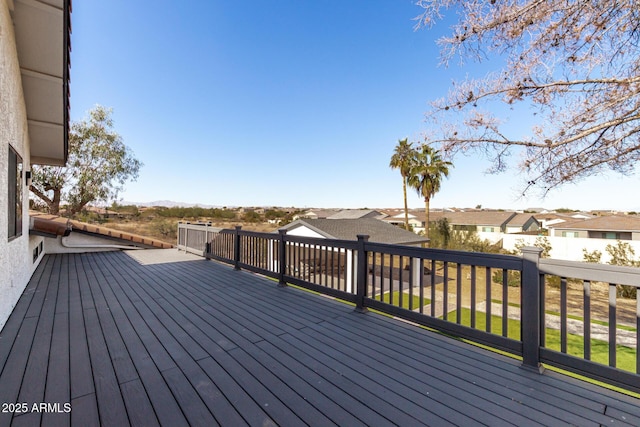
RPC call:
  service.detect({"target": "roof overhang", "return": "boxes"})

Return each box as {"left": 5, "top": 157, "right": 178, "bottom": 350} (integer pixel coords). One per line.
{"left": 12, "top": 0, "right": 71, "bottom": 166}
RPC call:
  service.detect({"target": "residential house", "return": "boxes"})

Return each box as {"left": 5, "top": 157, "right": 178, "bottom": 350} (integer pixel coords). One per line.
{"left": 1, "top": 0, "right": 70, "bottom": 329}
{"left": 570, "top": 211, "right": 597, "bottom": 220}
{"left": 279, "top": 218, "right": 429, "bottom": 246}
{"left": 292, "top": 208, "right": 341, "bottom": 220}
{"left": 549, "top": 215, "right": 640, "bottom": 240}
{"left": 504, "top": 213, "right": 542, "bottom": 234}
{"left": 504, "top": 215, "right": 640, "bottom": 261}
{"left": 534, "top": 212, "right": 572, "bottom": 229}
{"left": 428, "top": 211, "right": 540, "bottom": 243}
{"left": 381, "top": 211, "right": 424, "bottom": 232}
{"left": 326, "top": 209, "right": 385, "bottom": 220}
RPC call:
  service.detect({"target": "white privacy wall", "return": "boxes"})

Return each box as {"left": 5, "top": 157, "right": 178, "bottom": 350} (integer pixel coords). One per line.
{"left": 502, "top": 234, "right": 640, "bottom": 263}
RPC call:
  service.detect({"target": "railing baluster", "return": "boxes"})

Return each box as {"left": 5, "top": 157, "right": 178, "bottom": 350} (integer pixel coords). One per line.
{"left": 399, "top": 256, "right": 404, "bottom": 308}
{"left": 583, "top": 280, "right": 591, "bottom": 360}
{"left": 470, "top": 265, "right": 476, "bottom": 329}
{"left": 609, "top": 283, "right": 617, "bottom": 368}
{"left": 409, "top": 257, "right": 414, "bottom": 311}
{"left": 637, "top": 296, "right": 639, "bottom": 374}
{"left": 456, "top": 264, "right": 462, "bottom": 324}
{"left": 561, "top": 277, "right": 567, "bottom": 354}
{"left": 315, "top": 244, "right": 320, "bottom": 284}
{"left": 502, "top": 269, "right": 508, "bottom": 337}
{"left": 419, "top": 258, "right": 424, "bottom": 314}
{"left": 233, "top": 226, "right": 241, "bottom": 270}
{"left": 389, "top": 255, "right": 393, "bottom": 305}
{"left": 540, "top": 273, "right": 546, "bottom": 348}
{"left": 354, "top": 235, "right": 368, "bottom": 312}
{"left": 330, "top": 247, "right": 335, "bottom": 289}
{"left": 443, "top": 261, "right": 449, "bottom": 321}
{"left": 430, "top": 259, "right": 436, "bottom": 317}
{"left": 372, "top": 252, "right": 377, "bottom": 300}
{"left": 378, "top": 254, "right": 384, "bottom": 301}
{"left": 278, "top": 231, "right": 286, "bottom": 286}
{"left": 319, "top": 243, "right": 323, "bottom": 286}
{"left": 485, "top": 267, "right": 491, "bottom": 333}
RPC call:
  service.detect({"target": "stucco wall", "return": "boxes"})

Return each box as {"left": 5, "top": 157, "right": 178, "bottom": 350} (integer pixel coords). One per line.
{"left": 0, "top": 0, "right": 36, "bottom": 331}
{"left": 477, "top": 229, "right": 503, "bottom": 244}
{"left": 285, "top": 226, "right": 326, "bottom": 239}
{"left": 502, "top": 233, "right": 640, "bottom": 263}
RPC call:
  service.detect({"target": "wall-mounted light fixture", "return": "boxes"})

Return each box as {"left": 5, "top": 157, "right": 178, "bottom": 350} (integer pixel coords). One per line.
{"left": 25, "top": 170, "right": 32, "bottom": 186}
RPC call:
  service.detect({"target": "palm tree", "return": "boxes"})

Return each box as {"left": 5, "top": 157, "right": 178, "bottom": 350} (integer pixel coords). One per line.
{"left": 389, "top": 138, "right": 415, "bottom": 230}
{"left": 408, "top": 144, "right": 453, "bottom": 239}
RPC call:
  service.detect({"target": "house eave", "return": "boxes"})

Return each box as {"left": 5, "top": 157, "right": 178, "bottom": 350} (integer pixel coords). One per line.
{"left": 13, "top": 0, "right": 71, "bottom": 166}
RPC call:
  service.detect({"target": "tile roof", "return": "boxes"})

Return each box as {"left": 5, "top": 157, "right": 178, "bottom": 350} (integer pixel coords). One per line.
{"left": 298, "top": 209, "right": 341, "bottom": 219}
{"left": 327, "top": 209, "right": 384, "bottom": 219}
{"left": 29, "top": 211, "right": 173, "bottom": 249}
{"left": 506, "top": 213, "right": 539, "bottom": 227}
{"left": 429, "top": 211, "right": 517, "bottom": 226}
{"left": 551, "top": 215, "right": 640, "bottom": 232}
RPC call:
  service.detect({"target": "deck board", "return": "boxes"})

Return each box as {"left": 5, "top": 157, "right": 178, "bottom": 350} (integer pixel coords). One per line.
{"left": 0, "top": 250, "right": 638, "bottom": 427}
{"left": 328, "top": 315, "right": 618, "bottom": 425}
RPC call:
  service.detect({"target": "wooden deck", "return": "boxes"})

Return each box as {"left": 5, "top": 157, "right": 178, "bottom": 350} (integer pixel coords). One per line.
{"left": 0, "top": 250, "right": 638, "bottom": 427}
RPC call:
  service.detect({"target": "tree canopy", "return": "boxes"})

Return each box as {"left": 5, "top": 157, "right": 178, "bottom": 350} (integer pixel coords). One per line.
{"left": 408, "top": 144, "right": 453, "bottom": 239}
{"left": 389, "top": 138, "right": 414, "bottom": 230}
{"left": 30, "top": 106, "right": 142, "bottom": 215}
{"left": 415, "top": 0, "right": 640, "bottom": 196}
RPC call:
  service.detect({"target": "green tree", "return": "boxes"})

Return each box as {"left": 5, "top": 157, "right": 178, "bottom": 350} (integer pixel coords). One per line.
{"left": 585, "top": 242, "right": 638, "bottom": 299}
{"left": 407, "top": 144, "right": 453, "bottom": 239}
{"left": 605, "top": 241, "right": 639, "bottom": 299}
{"left": 242, "top": 210, "right": 262, "bottom": 223}
{"left": 496, "top": 237, "right": 553, "bottom": 287}
{"left": 432, "top": 217, "right": 451, "bottom": 248}
{"left": 582, "top": 248, "right": 602, "bottom": 264}
{"left": 265, "top": 209, "right": 286, "bottom": 221}
{"left": 514, "top": 237, "right": 552, "bottom": 259}
{"left": 30, "top": 106, "right": 142, "bottom": 215}
{"left": 389, "top": 138, "right": 415, "bottom": 230}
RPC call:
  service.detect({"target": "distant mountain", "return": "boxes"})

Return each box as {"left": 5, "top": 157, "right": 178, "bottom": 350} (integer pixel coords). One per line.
{"left": 122, "top": 200, "right": 223, "bottom": 208}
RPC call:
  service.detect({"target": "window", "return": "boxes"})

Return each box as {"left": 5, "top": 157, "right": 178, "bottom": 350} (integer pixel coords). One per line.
{"left": 602, "top": 232, "right": 619, "bottom": 239}
{"left": 562, "top": 231, "right": 579, "bottom": 238}
{"left": 482, "top": 227, "right": 494, "bottom": 232}
{"left": 8, "top": 146, "right": 23, "bottom": 240}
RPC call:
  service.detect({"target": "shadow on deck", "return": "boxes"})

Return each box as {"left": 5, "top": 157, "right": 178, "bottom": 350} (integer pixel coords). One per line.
{"left": 0, "top": 250, "right": 638, "bottom": 426}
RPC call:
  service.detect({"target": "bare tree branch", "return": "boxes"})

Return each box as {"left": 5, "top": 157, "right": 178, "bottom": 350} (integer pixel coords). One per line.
{"left": 416, "top": 0, "right": 640, "bottom": 194}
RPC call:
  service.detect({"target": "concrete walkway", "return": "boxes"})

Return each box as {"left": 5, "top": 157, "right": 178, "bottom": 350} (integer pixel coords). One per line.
{"left": 419, "top": 289, "right": 637, "bottom": 349}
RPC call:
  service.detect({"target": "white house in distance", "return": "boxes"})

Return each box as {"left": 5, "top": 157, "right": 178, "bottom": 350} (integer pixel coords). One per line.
{"left": 381, "top": 211, "right": 424, "bottom": 233}
{"left": 504, "top": 215, "right": 640, "bottom": 262}
{"left": 428, "top": 211, "right": 541, "bottom": 243}
{"left": 548, "top": 215, "right": 640, "bottom": 241}
{"left": 278, "top": 218, "right": 429, "bottom": 292}
{"left": 1, "top": 0, "right": 71, "bottom": 329}
{"left": 280, "top": 218, "right": 430, "bottom": 246}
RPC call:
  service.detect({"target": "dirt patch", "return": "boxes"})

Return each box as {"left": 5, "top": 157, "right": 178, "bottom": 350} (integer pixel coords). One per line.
{"left": 545, "top": 281, "right": 637, "bottom": 327}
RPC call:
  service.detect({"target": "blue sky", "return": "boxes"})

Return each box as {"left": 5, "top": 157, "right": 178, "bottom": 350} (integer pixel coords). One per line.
{"left": 69, "top": 1, "right": 640, "bottom": 211}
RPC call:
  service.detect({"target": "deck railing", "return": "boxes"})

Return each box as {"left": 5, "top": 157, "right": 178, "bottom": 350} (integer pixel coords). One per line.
{"left": 177, "top": 222, "right": 640, "bottom": 393}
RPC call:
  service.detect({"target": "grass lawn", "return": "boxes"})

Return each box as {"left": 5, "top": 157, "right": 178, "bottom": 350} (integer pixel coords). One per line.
{"left": 378, "top": 291, "right": 431, "bottom": 309}
{"left": 490, "top": 299, "right": 638, "bottom": 333}
{"left": 450, "top": 308, "right": 637, "bottom": 373}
